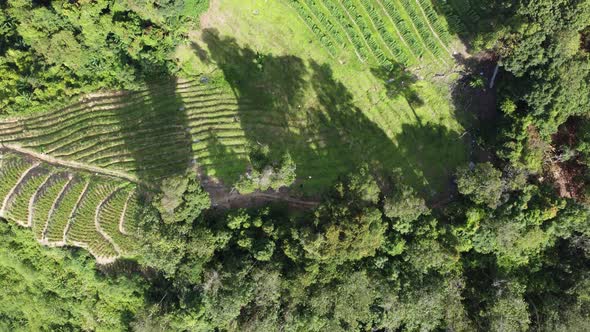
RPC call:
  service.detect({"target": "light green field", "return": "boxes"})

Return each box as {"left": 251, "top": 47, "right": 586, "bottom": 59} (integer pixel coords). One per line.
{"left": 0, "top": 0, "right": 467, "bottom": 197}
{"left": 186, "top": 0, "right": 468, "bottom": 194}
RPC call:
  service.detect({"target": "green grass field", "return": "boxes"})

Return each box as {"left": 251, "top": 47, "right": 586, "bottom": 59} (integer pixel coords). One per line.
{"left": 1, "top": 0, "right": 467, "bottom": 194}
{"left": 0, "top": 0, "right": 469, "bottom": 261}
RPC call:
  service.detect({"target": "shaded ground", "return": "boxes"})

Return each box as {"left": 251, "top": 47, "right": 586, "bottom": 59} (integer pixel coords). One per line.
{"left": 450, "top": 52, "right": 500, "bottom": 163}
{"left": 197, "top": 168, "right": 319, "bottom": 210}
{"left": 548, "top": 118, "right": 588, "bottom": 199}
{"left": 198, "top": 28, "right": 467, "bottom": 198}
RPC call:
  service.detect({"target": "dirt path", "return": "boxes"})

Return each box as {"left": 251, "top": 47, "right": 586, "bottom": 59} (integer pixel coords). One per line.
{"left": 1, "top": 144, "right": 142, "bottom": 185}
{"left": 199, "top": 172, "right": 320, "bottom": 210}
{"left": 118, "top": 190, "right": 134, "bottom": 235}
{"left": 3, "top": 144, "right": 319, "bottom": 211}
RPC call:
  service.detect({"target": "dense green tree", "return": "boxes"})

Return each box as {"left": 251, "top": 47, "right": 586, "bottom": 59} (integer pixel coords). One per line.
{"left": 485, "top": 281, "right": 531, "bottom": 332}
{"left": 0, "top": 0, "right": 208, "bottom": 115}
{"left": 295, "top": 166, "right": 386, "bottom": 265}
{"left": 0, "top": 221, "right": 146, "bottom": 331}
{"left": 383, "top": 184, "right": 430, "bottom": 234}
{"left": 456, "top": 162, "right": 505, "bottom": 208}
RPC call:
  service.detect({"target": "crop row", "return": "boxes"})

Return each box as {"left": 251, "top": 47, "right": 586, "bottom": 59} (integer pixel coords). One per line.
{"left": 341, "top": 1, "right": 401, "bottom": 65}
{"left": 286, "top": 0, "right": 455, "bottom": 67}
{"left": 8, "top": 96, "right": 236, "bottom": 168}
{"left": 0, "top": 83, "right": 220, "bottom": 145}
{"left": 358, "top": 0, "right": 413, "bottom": 64}
{"left": 0, "top": 152, "right": 143, "bottom": 262}
{"left": 14, "top": 91, "right": 227, "bottom": 153}
{"left": 397, "top": 0, "right": 447, "bottom": 58}
{"left": 0, "top": 157, "right": 34, "bottom": 203}
{"left": 97, "top": 187, "right": 138, "bottom": 254}
{"left": 319, "top": 0, "right": 373, "bottom": 62}
{"left": 11, "top": 79, "right": 203, "bottom": 127}
{"left": 31, "top": 174, "right": 71, "bottom": 239}
{"left": 378, "top": 0, "right": 432, "bottom": 61}
{"left": 287, "top": 0, "right": 340, "bottom": 57}
{"left": 45, "top": 179, "right": 89, "bottom": 243}
{"left": 4, "top": 169, "right": 51, "bottom": 225}
{"left": 416, "top": 0, "right": 453, "bottom": 45}
{"left": 120, "top": 191, "right": 141, "bottom": 234}
{"left": 66, "top": 181, "right": 120, "bottom": 259}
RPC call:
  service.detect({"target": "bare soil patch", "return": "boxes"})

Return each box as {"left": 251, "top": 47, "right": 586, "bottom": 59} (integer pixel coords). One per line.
{"left": 197, "top": 168, "right": 319, "bottom": 211}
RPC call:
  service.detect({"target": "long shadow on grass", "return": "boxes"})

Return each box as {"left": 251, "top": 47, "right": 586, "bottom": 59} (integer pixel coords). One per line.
{"left": 115, "top": 79, "right": 192, "bottom": 185}
{"left": 201, "top": 29, "right": 462, "bottom": 196}
{"left": 427, "top": 0, "right": 514, "bottom": 52}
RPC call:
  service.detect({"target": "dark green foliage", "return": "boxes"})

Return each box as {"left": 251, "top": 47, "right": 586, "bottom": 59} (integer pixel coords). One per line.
{"left": 485, "top": 281, "right": 531, "bottom": 332}
{"left": 0, "top": 0, "right": 206, "bottom": 115}
{"left": 136, "top": 172, "right": 229, "bottom": 279}
{"left": 295, "top": 166, "right": 386, "bottom": 264}
{"left": 226, "top": 208, "right": 278, "bottom": 261}
{"left": 235, "top": 145, "right": 297, "bottom": 194}
{"left": 154, "top": 172, "right": 211, "bottom": 225}
{"left": 383, "top": 184, "right": 430, "bottom": 234}
{"left": 456, "top": 162, "right": 505, "bottom": 208}
{"left": 0, "top": 221, "right": 145, "bottom": 331}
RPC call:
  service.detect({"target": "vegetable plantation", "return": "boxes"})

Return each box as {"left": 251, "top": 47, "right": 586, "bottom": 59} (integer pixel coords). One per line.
{"left": 287, "top": 0, "right": 455, "bottom": 69}
{"left": 0, "top": 152, "right": 141, "bottom": 263}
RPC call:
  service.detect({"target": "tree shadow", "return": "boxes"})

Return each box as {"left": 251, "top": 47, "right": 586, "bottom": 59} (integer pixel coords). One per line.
{"left": 116, "top": 78, "right": 193, "bottom": 185}
{"left": 370, "top": 63, "right": 425, "bottom": 126}
{"left": 450, "top": 52, "right": 501, "bottom": 163}
{"left": 427, "top": 0, "right": 515, "bottom": 53}
{"left": 189, "top": 41, "right": 211, "bottom": 64}
{"left": 200, "top": 28, "right": 308, "bottom": 185}
{"left": 199, "top": 28, "right": 466, "bottom": 196}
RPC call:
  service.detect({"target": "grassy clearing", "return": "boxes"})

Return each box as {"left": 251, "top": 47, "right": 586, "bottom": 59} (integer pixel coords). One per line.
{"left": 0, "top": 0, "right": 467, "bottom": 197}
{"left": 192, "top": 0, "right": 467, "bottom": 194}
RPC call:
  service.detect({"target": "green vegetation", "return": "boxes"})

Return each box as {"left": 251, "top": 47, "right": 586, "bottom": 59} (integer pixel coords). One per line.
{"left": 0, "top": 151, "right": 141, "bottom": 263}
{"left": 0, "top": 221, "right": 145, "bottom": 331}
{"left": 0, "top": 0, "right": 209, "bottom": 115}
{"left": 0, "top": 0, "right": 590, "bottom": 330}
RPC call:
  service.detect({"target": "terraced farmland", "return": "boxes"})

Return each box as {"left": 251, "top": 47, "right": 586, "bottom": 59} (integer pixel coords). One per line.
{"left": 0, "top": 79, "right": 249, "bottom": 184}
{"left": 286, "top": 0, "right": 455, "bottom": 69}
{"left": 0, "top": 152, "right": 142, "bottom": 263}
{"left": 0, "top": 0, "right": 468, "bottom": 263}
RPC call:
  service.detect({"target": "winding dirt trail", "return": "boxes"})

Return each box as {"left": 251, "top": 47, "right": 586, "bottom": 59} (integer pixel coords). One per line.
{"left": 1, "top": 144, "right": 142, "bottom": 184}
{"left": 199, "top": 173, "right": 320, "bottom": 210}
{"left": 3, "top": 144, "right": 319, "bottom": 211}
{"left": 118, "top": 189, "right": 134, "bottom": 235}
